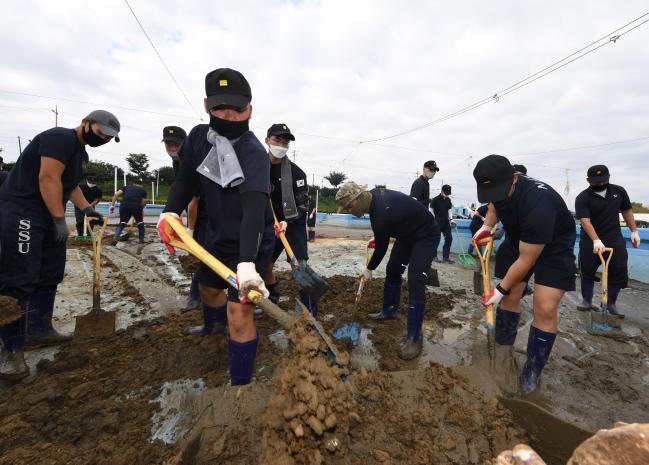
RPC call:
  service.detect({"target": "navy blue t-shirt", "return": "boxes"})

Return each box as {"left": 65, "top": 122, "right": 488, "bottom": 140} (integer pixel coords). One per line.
{"left": 0, "top": 127, "right": 87, "bottom": 213}
{"left": 494, "top": 175, "right": 575, "bottom": 257}
{"left": 367, "top": 188, "right": 440, "bottom": 270}
{"left": 574, "top": 184, "right": 631, "bottom": 244}
{"left": 175, "top": 124, "right": 274, "bottom": 256}
{"left": 470, "top": 204, "right": 489, "bottom": 234}
{"left": 431, "top": 194, "right": 452, "bottom": 228}
{"left": 121, "top": 185, "right": 147, "bottom": 205}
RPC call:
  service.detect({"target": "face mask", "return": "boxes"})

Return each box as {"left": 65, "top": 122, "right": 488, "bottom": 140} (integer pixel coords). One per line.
{"left": 589, "top": 183, "right": 608, "bottom": 192}
{"left": 167, "top": 150, "right": 180, "bottom": 161}
{"left": 86, "top": 181, "right": 96, "bottom": 188}
{"left": 83, "top": 123, "right": 110, "bottom": 147}
{"left": 269, "top": 145, "right": 288, "bottom": 159}
{"left": 426, "top": 171, "right": 436, "bottom": 180}
{"left": 209, "top": 114, "right": 249, "bottom": 140}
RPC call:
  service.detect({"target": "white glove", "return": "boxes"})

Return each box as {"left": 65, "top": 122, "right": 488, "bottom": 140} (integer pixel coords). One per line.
{"left": 450, "top": 219, "right": 457, "bottom": 226}
{"left": 631, "top": 231, "right": 640, "bottom": 248}
{"left": 187, "top": 228, "right": 194, "bottom": 238}
{"left": 472, "top": 224, "right": 492, "bottom": 245}
{"left": 109, "top": 205, "right": 115, "bottom": 214}
{"left": 593, "top": 239, "right": 606, "bottom": 254}
{"left": 236, "top": 262, "right": 269, "bottom": 300}
{"left": 482, "top": 287, "right": 504, "bottom": 307}
{"left": 360, "top": 268, "right": 372, "bottom": 281}
{"left": 274, "top": 220, "right": 287, "bottom": 237}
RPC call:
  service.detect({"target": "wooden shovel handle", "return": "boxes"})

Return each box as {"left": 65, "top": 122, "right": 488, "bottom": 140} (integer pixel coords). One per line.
{"left": 597, "top": 247, "right": 614, "bottom": 305}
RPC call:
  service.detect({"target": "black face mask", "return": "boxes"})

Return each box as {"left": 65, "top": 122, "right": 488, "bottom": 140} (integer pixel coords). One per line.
{"left": 83, "top": 123, "right": 110, "bottom": 147}
{"left": 209, "top": 115, "right": 249, "bottom": 140}
{"left": 589, "top": 183, "right": 608, "bottom": 192}
{"left": 492, "top": 198, "right": 510, "bottom": 210}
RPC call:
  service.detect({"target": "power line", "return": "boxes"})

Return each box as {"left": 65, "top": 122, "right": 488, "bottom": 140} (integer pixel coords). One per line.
{"left": 511, "top": 135, "right": 649, "bottom": 157}
{"left": 0, "top": 89, "right": 200, "bottom": 121}
{"left": 361, "top": 12, "right": 649, "bottom": 143}
{"left": 123, "top": 0, "right": 204, "bottom": 121}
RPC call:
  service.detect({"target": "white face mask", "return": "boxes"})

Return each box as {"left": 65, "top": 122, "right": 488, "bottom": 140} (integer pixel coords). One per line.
{"left": 426, "top": 171, "right": 436, "bottom": 180}
{"left": 87, "top": 181, "right": 96, "bottom": 188}
{"left": 167, "top": 150, "right": 180, "bottom": 161}
{"left": 269, "top": 144, "right": 288, "bottom": 159}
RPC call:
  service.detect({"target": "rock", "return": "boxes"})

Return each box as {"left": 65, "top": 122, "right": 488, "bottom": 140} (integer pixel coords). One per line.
{"left": 325, "top": 436, "right": 340, "bottom": 452}
{"left": 324, "top": 413, "right": 337, "bottom": 430}
{"left": 496, "top": 444, "right": 547, "bottom": 465}
{"left": 373, "top": 449, "right": 391, "bottom": 463}
{"left": 316, "top": 404, "right": 326, "bottom": 420}
{"left": 290, "top": 419, "right": 305, "bottom": 438}
{"left": 306, "top": 415, "right": 324, "bottom": 436}
{"left": 568, "top": 423, "right": 649, "bottom": 465}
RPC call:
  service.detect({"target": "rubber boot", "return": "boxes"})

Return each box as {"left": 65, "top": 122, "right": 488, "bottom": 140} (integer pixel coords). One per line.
{"left": 24, "top": 289, "right": 72, "bottom": 349}
{"left": 0, "top": 309, "right": 29, "bottom": 381}
{"left": 181, "top": 275, "right": 201, "bottom": 312}
{"left": 298, "top": 289, "right": 318, "bottom": 318}
{"left": 606, "top": 286, "right": 624, "bottom": 317}
{"left": 229, "top": 333, "right": 259, "bottom": 386}
{"left": 267, "top": 279, "right": 281, "bottom": 305}
{"left": 494, "top": 307, "right": 522, "bottom": 394}
{"left": 137, "top": 222, "right": 146, "bottom": 244}
{"left": 308, "top": 230, "right": 316, "bottom": 242}
{"left": 399, "top": 300, "right": 424, "bottom": 360}
{"left": 369, "top": 282, "right": 400, "bottom": 320}
{"left": 187, "top": 304, "right": 226, "bottom": 336}
{"left": 520, "top": 326, "right": 556, "bottom": 395}
{"left": 577, "top": 278, "right": 595, "bottom": 311}
{"left": 113, "top": 223, "right": 125, "bottom": 240}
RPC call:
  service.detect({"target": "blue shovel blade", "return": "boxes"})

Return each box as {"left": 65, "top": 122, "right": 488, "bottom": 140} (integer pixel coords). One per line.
{"left": 332, "top": 322, "right": 362, "bottom": 346}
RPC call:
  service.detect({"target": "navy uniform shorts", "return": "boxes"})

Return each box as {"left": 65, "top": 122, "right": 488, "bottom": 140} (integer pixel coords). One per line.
{"left": 578, "top": 238, "right": 628, "bottom": 288}
{"left": 495, "top": 239, "right": 576, "bottom": 291}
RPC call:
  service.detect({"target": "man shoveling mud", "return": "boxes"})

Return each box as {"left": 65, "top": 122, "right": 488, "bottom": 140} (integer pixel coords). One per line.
{"left": 574, "top": 165, "right": 641, "bottom": 316}
{"left": 472, "top": 155, "right": 576, "bottom": 395}
{"left": 158, "top": 68, "right": 274, "bottom": 386}
{"left": 73, "top": 173, "right": 103, "bottom": 237}
{"left": 431, "top": 184, "right": 456, "bottom": 264}
{"left": 0, "top": 110, "right": 118, "bottom": 380}
{"left": 336, "top": 182, "right": 440, "bottom": 360}
{"left": 263, "top": 123, "right": 316, "bottom": 315}
{"left": 110, "top": 179, "right": 147, "bottom": 243}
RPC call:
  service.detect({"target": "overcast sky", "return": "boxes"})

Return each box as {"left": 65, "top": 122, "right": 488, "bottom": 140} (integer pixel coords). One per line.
{"left": 1, "top": 0, "right": 648, "bottom": 208}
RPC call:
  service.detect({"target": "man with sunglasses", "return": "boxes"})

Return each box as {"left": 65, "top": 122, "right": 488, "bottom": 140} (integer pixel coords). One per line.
{"left": 263, "top": 123, "right": 315, "bottom": 315}
{"left": 0, "top": 110, "right": 118, "bottom": 380}
{"left": 158, "top": 68, "right": 274, "bottom": 386}
{"left": 335, "top": 182, "right": 440, "bottom": 360}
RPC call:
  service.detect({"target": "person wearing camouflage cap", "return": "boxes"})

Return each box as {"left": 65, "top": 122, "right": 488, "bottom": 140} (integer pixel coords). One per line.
{"left": 336, "top": 181, "right": 440, "bottom": 360}
{"left": 0, "top": 109, "right": 120, "bottom": 380}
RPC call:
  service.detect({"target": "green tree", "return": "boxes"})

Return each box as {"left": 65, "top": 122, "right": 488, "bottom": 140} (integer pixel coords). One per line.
{"left": 85, "top": 160, "right": 125, "bottom": 182}
{"left": 126, "top": 153, "right": 150, "bottom": 181}
{"left": 631, "top": 202, "right": 649, "bottom": 213}
{"left": 324, "top": 170, "right": 347, "bottom": 188}
{"left": 156, "top": 166, "right": 176, "bottom": 183}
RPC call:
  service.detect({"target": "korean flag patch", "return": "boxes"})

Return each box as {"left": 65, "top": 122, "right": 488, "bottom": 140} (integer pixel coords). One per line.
{"left": 296, "top": 179, "right": 305, "bottom": 187}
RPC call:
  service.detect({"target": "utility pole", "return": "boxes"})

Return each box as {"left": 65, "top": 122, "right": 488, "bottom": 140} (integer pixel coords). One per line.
{"left": 17, "top": 136, "right": 22, "bottom": 154}
{"left": 51, "top": 105, "right": 58, "bottom": 127}
{"left": 292, "top": 149, "right": 296, "bottom": 162}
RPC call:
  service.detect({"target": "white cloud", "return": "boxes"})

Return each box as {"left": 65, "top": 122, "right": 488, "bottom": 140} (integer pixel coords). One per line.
{"left": 1, "top": 0, "right": 648, "bottom": 207}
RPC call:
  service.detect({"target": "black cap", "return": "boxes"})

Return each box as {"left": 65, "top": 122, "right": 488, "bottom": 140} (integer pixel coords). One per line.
{"left": 424, "top": 160, "right": 440, "bottom": 172}
{"left": 512, "top": 164, "right": 527, "bottom": 175}
{"left": 162, "top": 126, "right": 187, "bottom": 144}
{"left": 442, "top": 184, "right": 452, "bottom": 195}
{"left": 473, "top": 154, "right": 515, "bottom": 203}
{"left": 205, "top": 68, "right": 251, "bottom": 109}
{"left": 587, "top": 165, "right": 610, "bottom": 183}
{"left": 267, "top": 123, "right": 295, "bottom": 141}
{"left": 86, "top": 109, "right": 121, "bottom": 143}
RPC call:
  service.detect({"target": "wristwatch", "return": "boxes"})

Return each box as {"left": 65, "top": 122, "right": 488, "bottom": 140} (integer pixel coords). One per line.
{"left": 496, "top": 283, "right": 511, "bottom": 296}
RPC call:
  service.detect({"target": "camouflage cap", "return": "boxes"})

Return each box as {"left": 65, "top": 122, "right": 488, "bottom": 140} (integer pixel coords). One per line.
{"left": 335, "top": 181, "right": 367, "bottom": 211}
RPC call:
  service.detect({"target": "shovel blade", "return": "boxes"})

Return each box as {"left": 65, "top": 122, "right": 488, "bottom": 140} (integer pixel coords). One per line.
{"left": 426, "top": 267, "right": 440, "bottom": 287}
{"left": 473, "top": 270, "right": 483, "bottom": 296}
{"left": 292, "top": 264, "right": 330, "bottom": 301}
{"left": 293, "top": 301, "right": 348, "bottom": 366}
{"left": 74, "top": 308, "right": 116, "bottom": 338}
{"left": 332, "top": 322, "right": 362, "bottom": 345}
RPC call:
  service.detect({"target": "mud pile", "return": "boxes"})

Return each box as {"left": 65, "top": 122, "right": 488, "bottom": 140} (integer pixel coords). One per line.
{"left": 260, "top": 314, "right": 356, "bottom": 465}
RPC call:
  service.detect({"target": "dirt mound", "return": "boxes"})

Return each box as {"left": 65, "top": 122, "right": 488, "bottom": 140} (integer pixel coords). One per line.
{"left": 260, "top": 314, "right": 355, "bottom": 465}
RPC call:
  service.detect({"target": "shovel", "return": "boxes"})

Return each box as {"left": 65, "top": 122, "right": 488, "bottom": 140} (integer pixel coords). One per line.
{"left": 588, "top": 248, "right": 624, "bottom": 338}
{"left": 74, "top": 214, "right": 92, "bottom": 241}
{"left": 160, "top": 214, "right": 347, "bottom": 366}
{"left": 473, "top": 224, "right": 500, "bottom": 296}
{"left": 332, "top": 240, "right": 375, "bottom": 345}
{"left": 271, "top": 205, "right": 330, "bottom": 301}
{"left": 74, "top": 217, "right": 117, "bottom": 338}
{"left": 454, "top": 224, "right": 478, "bottom": 269}
{"left": 475, "top": 235, "right": 496, "bottom": 359}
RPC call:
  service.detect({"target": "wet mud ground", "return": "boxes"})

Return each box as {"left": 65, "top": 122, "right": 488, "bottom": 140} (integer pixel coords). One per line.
{"left": 0, "top": 231, "right": 648, "bottom": 464}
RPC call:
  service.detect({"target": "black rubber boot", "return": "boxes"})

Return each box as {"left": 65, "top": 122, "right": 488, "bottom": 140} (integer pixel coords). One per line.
{"left": 399, "top": 300, "right": 424, "bottom": 360}
{"left": 520, "top": 326, "right": 556, "bottom": 395}
{"left": 24, "top": 289, "right": 72, "bottom": 350}
{"left": 187, "top": 304, "right": 226, "bottom": 336}
{"left": 369, "top": 282, "right": 400, "bottom": 320}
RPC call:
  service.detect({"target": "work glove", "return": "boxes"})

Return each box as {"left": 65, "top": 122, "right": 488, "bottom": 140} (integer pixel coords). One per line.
{"left": 274, "top": 220, "right": 287, "bottom": 237}
{"left": 360, "top": 268, "right": 373, "bottom": 281}
{"left": 631, "top": 231, "right": 641, "bottom": 248}
{"left": 157, "top": 212, "right": 183, "bottom": 255}
{"left": 472, "top": 225, "right": 492, "bottom": 246}
{"left": 237, "top": 262, "right": 269, "bottom": 301}
{"left": 367, "top": 238, "right": 376, "bottom": 249}
{"left": 482, "top": 287, "right": 504, "bottom": 307}
{"left": 593, "top": 239, "right": 606, "bottom": 254}
{"left": 52, "top": 217, "right": 69, "bottom": 244}
{"left": 83, "top": 206, "right": 103, "bottom": 224}
{"left": 450, "top": 219, "right": 457, "bottom": 226}
{"left": 187, "top": 228, "right": 194, "bottom": 238}
{"left": 109, "top": 205, "right": 115, "bottom": 214}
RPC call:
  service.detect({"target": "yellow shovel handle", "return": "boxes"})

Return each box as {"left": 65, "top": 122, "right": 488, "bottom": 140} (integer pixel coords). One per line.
{"left": 597, "top": 247, "right": 614, "bottom": 305}
{"left": 270, "top": 205, "right": 299, "bottom": 267}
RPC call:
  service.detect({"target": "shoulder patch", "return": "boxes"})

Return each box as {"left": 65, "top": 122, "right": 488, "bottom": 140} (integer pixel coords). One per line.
{"left": 296, "top": 179, "right": 305, "bottom": 187}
